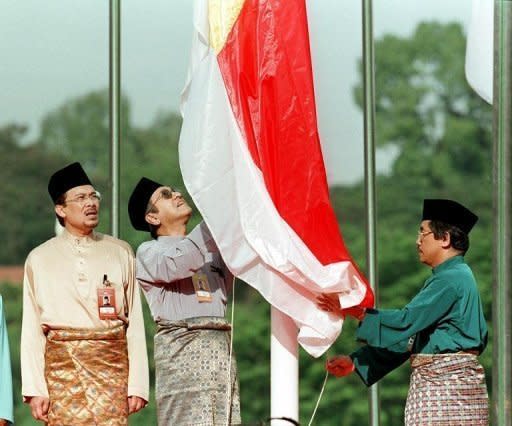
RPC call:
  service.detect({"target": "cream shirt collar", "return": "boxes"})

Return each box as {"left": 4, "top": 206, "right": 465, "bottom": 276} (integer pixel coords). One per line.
{"left": 60, "top": 228, "right": 99, "bottom": 246}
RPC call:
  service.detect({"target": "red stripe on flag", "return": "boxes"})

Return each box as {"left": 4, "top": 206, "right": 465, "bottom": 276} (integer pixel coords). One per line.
{"left": 217, "top": 1, "right": 363, "bottom": 269}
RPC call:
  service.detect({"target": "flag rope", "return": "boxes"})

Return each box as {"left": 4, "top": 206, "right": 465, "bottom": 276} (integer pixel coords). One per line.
{"left": 226, "top": 280, "right": 331, "bottom": 426}
{"left": 225, "top": 275, "right": 236, "bottom": 426}
{"left": 218, "top": 4, "right": 232, "bottom": 420}
{"left": 307, "top": 369, "right": 329, "bottom": 426}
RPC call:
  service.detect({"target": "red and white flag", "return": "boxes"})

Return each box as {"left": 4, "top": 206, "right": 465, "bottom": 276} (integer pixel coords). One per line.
{"left": 179, "top": 0, "right": 374, "bottom": 357}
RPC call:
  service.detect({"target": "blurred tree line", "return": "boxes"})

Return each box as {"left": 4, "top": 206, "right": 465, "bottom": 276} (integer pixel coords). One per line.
{"left": 0, "top": 21, "right": 493, "bottom": 425}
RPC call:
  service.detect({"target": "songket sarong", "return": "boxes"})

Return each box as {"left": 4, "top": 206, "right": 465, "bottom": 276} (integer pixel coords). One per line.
{"left": 405, "top": 353, "right": 489, "bottom": 425}
{"left": 155, "top": 317, "right": 241, "bottom": 426}
{"left": 44, "top": 325, "right": 129, "bottom": 426}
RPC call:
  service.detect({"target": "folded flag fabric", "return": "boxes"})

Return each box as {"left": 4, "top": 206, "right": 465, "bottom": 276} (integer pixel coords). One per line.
{"left": 179, "top": 0, "right": 374, "bottom": 357}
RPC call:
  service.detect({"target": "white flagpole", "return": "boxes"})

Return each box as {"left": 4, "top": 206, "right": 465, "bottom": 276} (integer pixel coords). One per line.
{"left": 270, "top": 307, "right": 299, "bottom": 425}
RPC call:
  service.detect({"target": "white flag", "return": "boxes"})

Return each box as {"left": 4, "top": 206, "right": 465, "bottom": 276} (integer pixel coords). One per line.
{"left": 465, "top": 0, "right": 493, "bottom": 104}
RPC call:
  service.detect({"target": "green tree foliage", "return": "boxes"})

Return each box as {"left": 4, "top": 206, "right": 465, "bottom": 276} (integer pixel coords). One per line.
{"left": 0, "top": 125, "right": 68, "bottom": 263}
{"left": 1, "top": 20, "right": 494, "bottom": 425}
{"left": 37, "top": 90, "right": 129, "bottom": 176}
{"left": 352, "top": 22, "right": 492, "bottom": 234}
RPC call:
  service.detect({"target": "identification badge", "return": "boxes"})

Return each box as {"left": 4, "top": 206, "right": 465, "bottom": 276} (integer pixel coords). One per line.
{"left": 97, "top": 275, "right": 117, "bottom": 320}
{"left": 192, "top": 272, "right": 212, "bottom": 303}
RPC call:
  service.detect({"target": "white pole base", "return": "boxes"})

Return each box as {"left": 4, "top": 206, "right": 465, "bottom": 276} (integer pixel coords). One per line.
{"left": 270, "top": 306, "right": 299, "bottom": 425}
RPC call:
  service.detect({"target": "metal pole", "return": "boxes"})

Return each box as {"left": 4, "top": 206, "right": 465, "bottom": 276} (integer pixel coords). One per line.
{"left": 492, "top": 1, "right": 512, "bottom": 423}
{"left": 109, "top": 0, "right": 121, "bottom": 237}
{"left": 361, "top": 1, "right": 379, "bottom": 425}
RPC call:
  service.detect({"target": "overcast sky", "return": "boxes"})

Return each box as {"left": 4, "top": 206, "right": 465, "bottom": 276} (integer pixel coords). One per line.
{"left": 0, "top": 0, "right": 472, "bottom": 184}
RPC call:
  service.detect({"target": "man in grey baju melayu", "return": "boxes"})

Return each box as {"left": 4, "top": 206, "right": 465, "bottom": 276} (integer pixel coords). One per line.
{"left": 128, "top": 177, "right": 241, "bottom": 426}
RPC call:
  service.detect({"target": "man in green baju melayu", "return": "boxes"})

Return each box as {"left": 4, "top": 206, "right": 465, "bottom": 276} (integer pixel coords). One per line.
{"left": 317, "top": 199, "right": 489, "bottom": 425}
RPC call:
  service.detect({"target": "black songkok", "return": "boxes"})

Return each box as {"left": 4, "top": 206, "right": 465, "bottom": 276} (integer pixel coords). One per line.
{"left": 422, "top": 199, "right": 478, "bottom": 234}
{"left": 128, "top": 177, "right": 163, "bottom": 231}
{"left": 48, "top": 162, "right": 92, "bottom": 203}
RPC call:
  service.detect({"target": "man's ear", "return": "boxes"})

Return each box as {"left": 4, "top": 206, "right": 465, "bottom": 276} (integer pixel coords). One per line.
{"left": 55, "top": 204, "right": 66, "bottom": 221}
{"left": 145, "top": 212, "right": 160, "bottom": 226}
{"left": 440, "top": 231, "right": 451, "bottom": 249}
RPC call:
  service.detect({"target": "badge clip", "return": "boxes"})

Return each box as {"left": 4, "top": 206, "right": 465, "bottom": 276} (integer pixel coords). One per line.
{"left": 97, "top": 274, "right": 117, "bottom": 319}
{"left": 192, "top": 272, "right": 213, "bottom": 303}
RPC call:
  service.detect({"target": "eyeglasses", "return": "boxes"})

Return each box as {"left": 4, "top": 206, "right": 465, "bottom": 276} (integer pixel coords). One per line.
{"left": 417, "top": 230, "right": 433, "bottom": 240}
{"left": 153, "top": 187, "right": 176, "bottom": 204}
{"left": 65, "top": 191, "right": 102, "bottom": 204}
{"left": 146, "top": 187, "right": 177, "bottom": 212}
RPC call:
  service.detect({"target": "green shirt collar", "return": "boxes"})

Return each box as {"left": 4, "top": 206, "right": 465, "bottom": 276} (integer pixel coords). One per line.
{"left": 432, "top": 255, "right": 464, "bottom": 275}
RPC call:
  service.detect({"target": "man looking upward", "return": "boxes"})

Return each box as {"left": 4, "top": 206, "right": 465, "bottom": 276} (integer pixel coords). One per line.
{"left": 128, "top": 177, "right": 240, "bottom": 425}
{"left": 21, "top": 162, "right": 149, "bottom": 425}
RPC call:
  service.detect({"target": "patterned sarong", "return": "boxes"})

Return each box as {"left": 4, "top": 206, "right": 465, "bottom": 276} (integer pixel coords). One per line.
{"left": 405, "top": 353, "right": 489, "bottom": 425}
{"left": 44, "top": 325, "right": 129, "bottom": 426}
{"left": 155, "top": 317, "right": 241, "bottom": 425}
